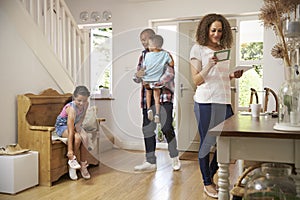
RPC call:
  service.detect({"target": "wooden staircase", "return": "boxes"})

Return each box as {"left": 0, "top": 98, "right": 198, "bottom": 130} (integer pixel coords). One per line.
{"left": 1, "top": 0, "right": 115, "bottom": 154}
{"left": 1, "top": 0, "right": 89, "bottom": 92}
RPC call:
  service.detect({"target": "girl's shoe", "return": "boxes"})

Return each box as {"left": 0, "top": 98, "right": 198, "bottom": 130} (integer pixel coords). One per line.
{"left": 69, "top": 167, "right": 78, "bottom": 180}
{"left": 80, "top": 161, "right": 91, "bottom": 179}
{"left": 204, "top": 185, "right": 218, "bottom": 199}
{"left": 68, "top": 156, "right": 81, "bottom": 169}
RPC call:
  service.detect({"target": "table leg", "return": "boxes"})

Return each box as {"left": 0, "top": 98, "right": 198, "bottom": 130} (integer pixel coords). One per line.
{"left": 295, "top": 168, "right": 300, "bottom": 198}
{"left": 295, "top": 140, "right": 300, "bottom": 197}
{"left": 218, "top": 162, "right": 230, "bottom": 200}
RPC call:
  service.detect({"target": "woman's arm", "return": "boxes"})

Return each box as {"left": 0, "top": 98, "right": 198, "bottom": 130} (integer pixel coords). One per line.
{"left": 190, "top": 56, "right": 217, "bottom": 86}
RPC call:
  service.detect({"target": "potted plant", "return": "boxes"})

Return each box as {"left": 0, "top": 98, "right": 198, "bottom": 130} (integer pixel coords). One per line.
{"left": 99, "top": 85, "right": 110, "bottom": 98}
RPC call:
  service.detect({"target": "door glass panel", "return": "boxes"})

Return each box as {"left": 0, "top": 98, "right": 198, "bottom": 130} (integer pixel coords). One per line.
{"left": 237, "top": 20, "right": 264, "bottom": 109}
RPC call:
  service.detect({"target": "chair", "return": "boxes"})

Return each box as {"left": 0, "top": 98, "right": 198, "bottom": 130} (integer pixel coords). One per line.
{"left": 17, "top": 88, "right": 102, "bottom": 186}
{"left": 248, "top": 88, "right": 259, "bottom": 112}
{"left": 248, "top": 87, "right": 278, "bottom": 112}
{"left": 264, "top": 87, "right": 278, "bottom": 112}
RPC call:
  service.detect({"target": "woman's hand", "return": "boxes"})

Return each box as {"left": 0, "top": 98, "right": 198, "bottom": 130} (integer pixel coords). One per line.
{"left": 207, "top": 56, "right": 218, "bottom": 69}
{"left": 190, "top": 56, "right": 217, "bottom": 86}
{"left": 230, "top": 70, "right": 243, "bottom": 79}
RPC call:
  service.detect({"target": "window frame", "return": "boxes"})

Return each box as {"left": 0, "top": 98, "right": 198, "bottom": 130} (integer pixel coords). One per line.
{"left": 235, "top": 16, "right": 264, "bottom": 111}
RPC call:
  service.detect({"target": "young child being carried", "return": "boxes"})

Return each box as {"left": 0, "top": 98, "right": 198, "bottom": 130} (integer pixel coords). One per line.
{"left": 55, "top": 85, "right": 91, "bottom": 180}
{"left": 142, "top": 34, "right": 174, "bottom": 123}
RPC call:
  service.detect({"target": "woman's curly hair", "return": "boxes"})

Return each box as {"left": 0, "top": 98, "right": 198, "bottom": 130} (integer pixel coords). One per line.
{"left": 195, "top": 13, "right": 233, "bottom": 49}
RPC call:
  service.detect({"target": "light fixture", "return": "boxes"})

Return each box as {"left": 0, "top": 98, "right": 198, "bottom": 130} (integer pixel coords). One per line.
{"left": 79, "top": 11, "right": 89, "bottom": 22}
{"left": 79, "top": 11, "right": 112, "bottom": 22}
{"left": 91, "top": 11, "right": 101, "bottom": 22}
{"left": 102, "top": 10, "right": 112, "bottom": 21}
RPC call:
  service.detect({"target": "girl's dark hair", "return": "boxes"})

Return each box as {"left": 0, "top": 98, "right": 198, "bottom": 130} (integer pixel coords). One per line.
{"left": 73, "top": 85, "right": 90, "bottom": 97}
{"left": 195, "top": 13, "right": 233, "bottom": 49}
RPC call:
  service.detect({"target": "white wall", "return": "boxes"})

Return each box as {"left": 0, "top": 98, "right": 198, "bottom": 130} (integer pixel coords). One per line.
{"left": 0, "top": 0, "right": 282, "bottom": 149}
{"left": 66, "top": 0, "right": 280, "bottom": 150}
{"left": 263, "top": 29, "right": 285, "bottom": 89}
{"left": 0, "top": 6, "right": 61, "bottom": 146}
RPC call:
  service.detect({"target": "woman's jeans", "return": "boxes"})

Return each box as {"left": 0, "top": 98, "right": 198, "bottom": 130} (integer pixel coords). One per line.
{"left": 194, "top": 102, "right": 233, "bottom": 186}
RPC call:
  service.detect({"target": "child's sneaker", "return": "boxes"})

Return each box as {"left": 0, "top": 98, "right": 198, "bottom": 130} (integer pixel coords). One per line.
{"left": 69, "top": 167, "right": 78, "bottom": 180}
{"left": 154, "top": 114, "right": 160, "bottom": 123}
{"left": 68, "top": 156, "right": 81, "bottom": 169}
{"left": 147, "top": 109, "right": 153, "bottom": 121}
{"left": 80, "top": 161, "right": 91, "bottom": 179}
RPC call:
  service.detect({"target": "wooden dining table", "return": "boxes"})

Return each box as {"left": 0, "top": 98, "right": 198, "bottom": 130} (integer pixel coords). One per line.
{"left": 208, "top": 113, "right": 300, "bottom": 200}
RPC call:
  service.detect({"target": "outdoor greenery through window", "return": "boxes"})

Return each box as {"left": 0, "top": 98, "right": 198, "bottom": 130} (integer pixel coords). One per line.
{"left": 90, "top": 26, "right": 112, "bottom": 93}
{"left": 237, "top": 20, "right": 263, "bottom": 109}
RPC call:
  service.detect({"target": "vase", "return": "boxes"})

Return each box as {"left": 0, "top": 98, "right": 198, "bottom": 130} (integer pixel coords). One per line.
{"left": 243, "top": 163, "right": 297, "bottom": 200}
{"left": 278, "top": 66, "right": 300, "bottom": 126}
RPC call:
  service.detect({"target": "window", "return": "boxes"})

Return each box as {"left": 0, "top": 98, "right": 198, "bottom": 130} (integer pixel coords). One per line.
{"left": 90, "top": 25, "right": 112, "bottom": 93}
{"left": 237, "top": 19, "right": 263, "bottom": 109}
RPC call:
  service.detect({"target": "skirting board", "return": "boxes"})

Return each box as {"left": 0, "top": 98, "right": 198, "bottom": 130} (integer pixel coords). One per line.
{"left": 101, "top": 124, "right": 168, "bottom": 151}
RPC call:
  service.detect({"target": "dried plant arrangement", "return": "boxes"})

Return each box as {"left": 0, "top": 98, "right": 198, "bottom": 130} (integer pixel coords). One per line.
{"left": 259, "top": 0, "right": 300, "bottom": 66}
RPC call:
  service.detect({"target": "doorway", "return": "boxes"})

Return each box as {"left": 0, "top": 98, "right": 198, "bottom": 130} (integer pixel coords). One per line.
{"left": 153, "top": 21, "right": 200, "bottom": 151}
{"left": 151, "top": 17, "right": 241, "bottom": 152}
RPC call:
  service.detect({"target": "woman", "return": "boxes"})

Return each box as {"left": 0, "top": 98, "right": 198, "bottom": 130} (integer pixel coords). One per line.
{"left": 190, "top": 13, "right": 243, "bottom": 198}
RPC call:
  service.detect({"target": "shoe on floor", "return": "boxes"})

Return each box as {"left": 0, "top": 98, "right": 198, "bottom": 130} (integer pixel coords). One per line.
{"left": 80, "top": 161, "right": 91, "bottom": 179}
{"left": 172, "top": 156, "right": 181, "bottom": 171}
{"left": 154, "top": 114, "right": 160, "bottom": 123}
{"left": 69, "top": 167, "right": 78, "bottom": 180}
{"left": 68, "top": 156, "right": 81, "bottom": 169}
{"left": 147, "top": 109, "right": 153, "bottom": 121}
{"left": 204, "top": 185, "right": 218, "bottom": 199}
{"left": 134, "top": 161, "right": 157, "bottom": 172}
{"left": 212, "top": 182, "right": 219, "bottom": 191}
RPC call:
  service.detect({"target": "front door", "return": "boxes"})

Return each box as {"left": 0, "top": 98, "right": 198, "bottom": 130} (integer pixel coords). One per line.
{"left": 177, "top": 21, "right": 199, "bottom": 151}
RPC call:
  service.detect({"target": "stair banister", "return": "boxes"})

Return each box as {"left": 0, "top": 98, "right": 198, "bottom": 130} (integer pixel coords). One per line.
{"left": 18, "top": 0, "right": 88, "bottom": 89}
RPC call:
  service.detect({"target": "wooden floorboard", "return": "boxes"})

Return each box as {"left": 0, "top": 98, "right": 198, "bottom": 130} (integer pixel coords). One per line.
{"left": 0, "top": 149, "right": 240, "bottom": 200}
